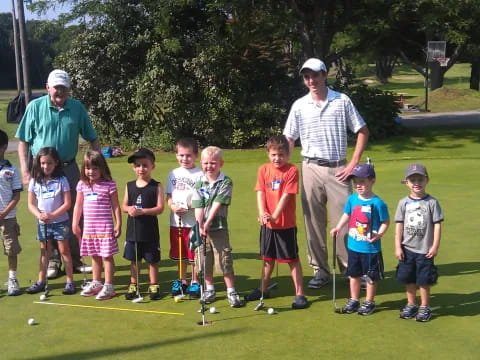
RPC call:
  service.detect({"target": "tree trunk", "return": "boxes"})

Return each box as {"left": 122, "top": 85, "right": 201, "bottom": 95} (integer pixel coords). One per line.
{"left": 470, "top": 61, "right": 479, "bottom": 90}
{"left": 11, "top": 0, "right": 22, "bottom": 94}
{"left": 429, "top": 61, "right": 447, "bottom": 91}
{"left": 17, "top": 0, "right": 31, "bottom": 104}
{"left": 375, "top": 56, "right": 397, "bottom": 84}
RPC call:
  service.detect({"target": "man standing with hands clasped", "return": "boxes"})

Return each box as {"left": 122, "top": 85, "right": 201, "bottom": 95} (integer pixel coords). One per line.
{"left": 15, "top": 69, "right": 101, "bottom": 277}
{"left": 283, "top": 58, "right": 369, "bottom": 288}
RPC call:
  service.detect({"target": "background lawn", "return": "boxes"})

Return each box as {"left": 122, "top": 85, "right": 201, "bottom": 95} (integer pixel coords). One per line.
{"left": 1, "top": 128, "right": 479, "bottom": 359}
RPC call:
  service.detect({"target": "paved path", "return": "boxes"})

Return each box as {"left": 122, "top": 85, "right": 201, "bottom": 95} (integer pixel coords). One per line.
{"left": 400, "top": 110, "right": 480, "bottom": 127}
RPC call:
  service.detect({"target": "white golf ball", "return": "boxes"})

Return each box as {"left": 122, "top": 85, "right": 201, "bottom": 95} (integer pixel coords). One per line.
{"left": 267, "top": 307, "right": 275, "bottom": 315}
{"left": 39, "top": 294, "right": 46, "bottom": 301}
{"left": 28, "top": 318, "right": 35, "bottom": 326}
{"left": 209, "top": 306, "right": 217, "bottom": 314}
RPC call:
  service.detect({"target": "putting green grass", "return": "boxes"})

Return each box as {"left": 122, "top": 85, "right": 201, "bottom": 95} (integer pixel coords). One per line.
{"left": 1, "top": 128, "right": 479, "bottom": 359}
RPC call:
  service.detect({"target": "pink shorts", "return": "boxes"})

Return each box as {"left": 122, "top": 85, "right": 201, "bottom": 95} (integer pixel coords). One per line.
{"left": 169, "top": 227, "right": 195, "bottom": 263}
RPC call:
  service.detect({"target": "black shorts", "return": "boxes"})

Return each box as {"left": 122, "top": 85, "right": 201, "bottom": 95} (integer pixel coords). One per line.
{"left": 123, "top": 241, "right": 160, "bottom": 264}
{"left": 396, "top": 247, "right": 438, "bottom": 286}
{"left": 259, "top": 226, "right": 299, "bottom": 263}
{"left": 346, "top": 249, "right": 384, "bottom": 281}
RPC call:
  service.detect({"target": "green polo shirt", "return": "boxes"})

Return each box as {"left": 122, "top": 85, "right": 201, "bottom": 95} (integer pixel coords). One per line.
{"left": 15, "top": 95, "right": 97, "bottom": 162}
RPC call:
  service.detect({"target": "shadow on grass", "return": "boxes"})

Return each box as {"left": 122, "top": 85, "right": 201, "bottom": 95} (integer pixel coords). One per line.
{"left": 29, "top": 329, "right": 241, "bottom": 360}
{"left": 371, "top": 128, "right": 480, "bottom": 155}
{"left": 436, "top": 261, "right": 480, "bottom": 276}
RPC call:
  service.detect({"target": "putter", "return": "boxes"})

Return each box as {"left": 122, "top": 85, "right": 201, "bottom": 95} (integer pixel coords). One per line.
{"left": 197, "top": 235, "right": 211, "bottom": 326}
{"left": 332, "top": 234, "right": 341, "bottom": 313}
{"left": 132, "top": 198, "right": 144, "bottom": 303}
{"left": 174, "top": 217, "right": 186, "bottom": 302}
{"left": 254, "top": 226, "right": 279, "bottom": 311}
{"left": 43, "top": 222, "right": 50, "bottom": 298}
{"left": 364, "top": 204, "right": 375, "bottom": 285}
{"left": 80, "top": 256, "right": 88, "bottom": 289}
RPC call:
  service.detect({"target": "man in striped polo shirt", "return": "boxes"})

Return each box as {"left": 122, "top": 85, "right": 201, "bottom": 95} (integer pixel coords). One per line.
{"left": 283, "top": 58, "right": 369, "bottom": 289}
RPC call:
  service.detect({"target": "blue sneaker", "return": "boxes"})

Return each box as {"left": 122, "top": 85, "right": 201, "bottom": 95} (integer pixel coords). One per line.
{"left": 357, "top": 300, "right": 376, "bottom": 316}
{"left": 62, "top": 281, "right": 76, "bottom": 295}
{"left": 26, "top": 281, "right": 45, "bottom": 294}
{"left": 171, "top": 280, "right": 187, "bottom": 296}
{"left": 415, "top": 306, "right": 432, "bottom": 322}
{"left": 399, "top": 303, "right": 418, "bottom": 319}
{"left": 341, "top": 298, "right": 360, "bottom": 314}
{"left": 187, "top": 283, "right": 201, "bottom": 298}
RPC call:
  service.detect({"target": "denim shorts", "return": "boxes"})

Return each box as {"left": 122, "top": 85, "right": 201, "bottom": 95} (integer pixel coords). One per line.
{"left": 396, "top": 247, "right": 438, "bottom": 286}
{"left": 346, "top": 249, "right": 384, "bottom": 281}
{"left": 37, "top": 221, "right": 70, "bottom": 242}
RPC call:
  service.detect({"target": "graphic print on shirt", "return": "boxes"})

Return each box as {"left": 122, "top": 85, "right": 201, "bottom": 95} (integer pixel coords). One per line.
{"left": 405, "top": 201, "right": 426, "bottom": 237}
{"left": 348, "top": 205, "right": 372, "bottom": 242}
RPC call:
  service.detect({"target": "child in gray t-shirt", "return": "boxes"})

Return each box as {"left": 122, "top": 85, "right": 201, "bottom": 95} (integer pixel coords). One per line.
{"left": 394, "top": 164, "right": 443, "bottom": 322}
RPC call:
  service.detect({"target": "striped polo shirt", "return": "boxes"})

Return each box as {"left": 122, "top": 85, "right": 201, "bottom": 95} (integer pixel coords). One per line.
{"left": 283, "top": 88, "right": 366, "bottom": 160}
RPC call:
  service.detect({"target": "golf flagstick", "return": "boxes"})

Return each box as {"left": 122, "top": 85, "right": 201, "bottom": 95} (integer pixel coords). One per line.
{"left": 175, "top": 216, "right": 186, "bottom": 301}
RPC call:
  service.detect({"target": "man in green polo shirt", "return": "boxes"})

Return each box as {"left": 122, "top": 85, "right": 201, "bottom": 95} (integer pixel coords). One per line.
{"left": 15, "top": 69, "right": 101, "bottom": 277}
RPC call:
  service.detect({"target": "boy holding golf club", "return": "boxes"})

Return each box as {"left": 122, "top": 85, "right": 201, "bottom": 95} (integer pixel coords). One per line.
{"left": 245, "top": 135, "right": 308, "bottom": 309}
{"left": 330, "top": 162, "right": 389, "bottom": 315}
{"left": 192, "top": 146, "right": 242, "bottom": 308}
{"left": 395, "top": 164, "right": 443, "bottom": 322}
{"left": 122, "top": 148, "right": 164, "bottom": 301}
{"left": 0, "top": 130, "right": 23, "bottom": 296}
{"left": 166, "top": 138, "right": 203, "bottom": 299}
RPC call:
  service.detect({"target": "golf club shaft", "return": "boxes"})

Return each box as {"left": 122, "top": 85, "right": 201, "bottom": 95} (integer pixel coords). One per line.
{"left": 44, "top": 222, "right": 48, "bottom": 295}
{"left": 178, "top": 216, "right": 184, "bottom": 296}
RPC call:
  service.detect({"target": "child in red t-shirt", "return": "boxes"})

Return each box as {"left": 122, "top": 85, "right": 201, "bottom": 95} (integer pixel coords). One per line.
{"left": 245, "top": 135, "right": 307, "bottom": 309}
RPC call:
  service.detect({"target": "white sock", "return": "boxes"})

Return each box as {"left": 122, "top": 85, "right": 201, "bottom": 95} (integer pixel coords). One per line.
{"left": 104, "top": 283, "right": 113, "bottom": 289}
{"left": 9, "top": 270, "right": 16, "bottom": 279}
{"left": 206, "top": 284, "right": 215, "bottom": 291}
{"left": 227, "top": 287, "right": 236, "bottom": 294}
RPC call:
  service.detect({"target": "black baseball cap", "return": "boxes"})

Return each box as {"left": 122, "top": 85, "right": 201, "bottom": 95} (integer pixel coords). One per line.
{"left": 127, "top": 147, "right": 155, "bottom": 163}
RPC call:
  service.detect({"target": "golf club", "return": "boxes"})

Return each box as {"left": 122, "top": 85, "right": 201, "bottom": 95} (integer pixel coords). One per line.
{"left": 80, "top": 256, "right": 88, "bottom": 289}
{"left": 332, "top": 234, "right": 341, "bottom": 313}
{"left": 43, "top": 222, "right": 49, "bottom": 298}
{"left": 197, "top": 235, "right": 211, "bottom": 326}
{"left": 174, "top": 216, "right": 186, "bottom": 302}
{"left": 364, "top": 204, "right": 375, "bottom": 285}
{"left": 132, "top": 195, "right": 144, "bottom": 303}
{"left": 254, "top": 260, "right": 266, "bottom": 311}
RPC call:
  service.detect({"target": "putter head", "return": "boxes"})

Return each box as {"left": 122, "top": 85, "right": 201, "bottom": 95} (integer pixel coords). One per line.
{"left": 132, "top": 296, "right": 144, "bottom": 303}
{"left": 174, "top": 294, "right": 186, "bottom": 302}
{"left": 254, "top": 301, "right": 264, "bottom": 311}
{"left": 44, "top": 289, "right": 49, "bottom": 297}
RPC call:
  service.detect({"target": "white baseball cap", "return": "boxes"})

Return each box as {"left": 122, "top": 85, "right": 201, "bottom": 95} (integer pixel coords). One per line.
{"left": 300, "top": 58, "right": 327, "bottom": 73}
{"left": 47, "top": 69, "right": 71, "bottom": 88}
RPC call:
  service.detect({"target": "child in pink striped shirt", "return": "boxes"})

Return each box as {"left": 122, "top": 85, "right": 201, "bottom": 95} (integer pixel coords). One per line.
{"left": 72, "top": 151, "right": 122, "bottom": 300}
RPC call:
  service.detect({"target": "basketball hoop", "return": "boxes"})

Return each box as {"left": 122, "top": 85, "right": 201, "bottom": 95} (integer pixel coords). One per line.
{"left": 436, "top": 57, "right": 449, "bottom": 67}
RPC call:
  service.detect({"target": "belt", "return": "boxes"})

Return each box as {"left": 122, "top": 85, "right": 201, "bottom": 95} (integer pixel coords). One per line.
{"left": 303, "top": 157, "right": 346, "bottom": 167}
{"left": 62, "top": 159, "right": 76, "bottom": 167}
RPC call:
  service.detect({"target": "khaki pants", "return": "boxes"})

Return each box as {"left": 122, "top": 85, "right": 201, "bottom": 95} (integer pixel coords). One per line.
{"left": 301, "top": 161, "right": 351, "bottom": 277}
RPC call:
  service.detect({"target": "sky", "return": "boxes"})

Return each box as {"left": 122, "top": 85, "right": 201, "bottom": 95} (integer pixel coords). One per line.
{"left": 0, "top": 1, "right": 68, "bottom": 20}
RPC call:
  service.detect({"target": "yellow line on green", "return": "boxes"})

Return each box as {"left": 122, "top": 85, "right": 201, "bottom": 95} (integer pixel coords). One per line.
{"left": 34, "top": 301, "right": 184, "bottom": 316}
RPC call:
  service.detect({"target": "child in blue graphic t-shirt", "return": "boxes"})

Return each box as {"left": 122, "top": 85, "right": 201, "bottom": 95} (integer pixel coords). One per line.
{"left": 330, "top": 163, "right": 389, "bottom": 316}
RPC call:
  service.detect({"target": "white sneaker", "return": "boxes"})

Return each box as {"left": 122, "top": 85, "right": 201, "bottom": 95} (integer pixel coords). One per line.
{"left": 47, "top": 259, "right": 61, "bottom": 279}
{"left": 7, "top": 278, "right": 21, "bottom": 296}
{"left": 80, "top": 281, "right": 103, "bottom": 296}
{"left": 96, "top": 285, "right": 116, "bottom": 300}
{"left": 227, "top": 291, "right": 242, "bottom": 308}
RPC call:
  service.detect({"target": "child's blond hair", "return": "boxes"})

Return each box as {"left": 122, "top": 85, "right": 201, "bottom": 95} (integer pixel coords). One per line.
{"left": 201, "top": 146, "right": 223, "bottom": 160}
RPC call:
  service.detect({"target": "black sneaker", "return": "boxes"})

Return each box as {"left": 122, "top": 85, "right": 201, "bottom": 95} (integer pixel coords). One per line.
{"left": 357, "top": 300, "right": 376, "bottom": 316}
{"left": 125, "top": 283, "right": 138, "bottom": 300}
{"left": 244, "top": 288, "right": 270, "bottom": 302}
{"left": 291, "top": 295, "right": 308, "bottom": 309}
{"left": 399, "top": 303, "right": 418, "bottom": 319}
{"left": 308, "top": 272, "right": 329, "bottom": 289}
{"left": 415, "top": 306, "right": 432, "bottom": 322}
{"left": 148, "top": 284, "right": 160, "bottom": 300}
{"left": 341, "top": 298, "right": 360, "bottom": 314}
